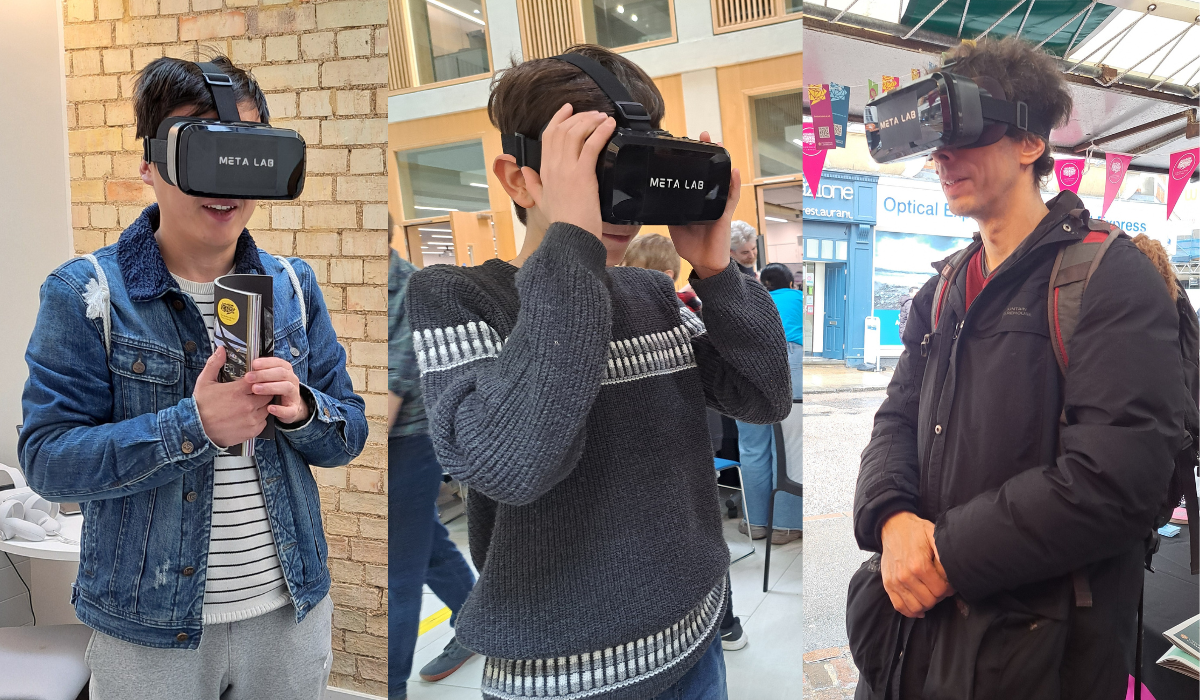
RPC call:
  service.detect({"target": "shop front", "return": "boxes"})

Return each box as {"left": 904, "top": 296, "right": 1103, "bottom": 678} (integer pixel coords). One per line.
{"left": 801, "top": 170, "right": 877, "bottom": 364}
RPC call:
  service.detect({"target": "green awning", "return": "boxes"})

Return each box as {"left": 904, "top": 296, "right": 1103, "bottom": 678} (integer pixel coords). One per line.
{"left": 899, "top": 0, "right": 1117, "bottom": 56}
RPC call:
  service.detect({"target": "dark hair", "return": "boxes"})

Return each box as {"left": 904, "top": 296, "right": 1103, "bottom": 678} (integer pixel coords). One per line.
{"left": 488, "top": 44, "right": 665, "bottom": 225}
{"left": 760, "top": 263, "right": 795, "bottom": 291}
{"left": 942, "top": 37, "right": 1072, "bottom": 187}
{"left": 134, "top": 55, "right": 269, "bottom": 141}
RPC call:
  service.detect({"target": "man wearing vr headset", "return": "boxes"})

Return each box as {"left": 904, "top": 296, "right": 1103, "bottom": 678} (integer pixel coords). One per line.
{"left": 406, "top": 45, "right": 791, "bottom": 699}
{"left": 19, "top": 56, "right": 366, "bottom": 698}
{"left": 848, "top": 38, "right": 1192, "bottom": 699}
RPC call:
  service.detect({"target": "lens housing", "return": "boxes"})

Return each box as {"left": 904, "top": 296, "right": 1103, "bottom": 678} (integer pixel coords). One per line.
{"left": 155, "top": 117, "right": 307, "bottom": 200}
{"left": 865, "top": 73, "right": 987, "bottom": 163}
{"left": 598, "top": 129, "right": 731, "bottom": 226}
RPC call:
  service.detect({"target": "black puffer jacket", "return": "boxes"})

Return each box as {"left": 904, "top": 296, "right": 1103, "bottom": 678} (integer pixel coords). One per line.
{"left": 849, "top": 192, "right": 1192, "bottom": 700}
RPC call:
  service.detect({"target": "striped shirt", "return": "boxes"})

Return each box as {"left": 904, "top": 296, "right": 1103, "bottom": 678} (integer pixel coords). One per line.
{"left": 173, "top": 274, "right": 291, "bottom": 625}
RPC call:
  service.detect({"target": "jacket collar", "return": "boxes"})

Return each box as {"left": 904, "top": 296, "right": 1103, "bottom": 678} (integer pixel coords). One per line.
{"left": 117, "top": 204, "right": 266, "bottom": 302}
{"left": 932, "top": 190, "right": 1086, "bottom": 275}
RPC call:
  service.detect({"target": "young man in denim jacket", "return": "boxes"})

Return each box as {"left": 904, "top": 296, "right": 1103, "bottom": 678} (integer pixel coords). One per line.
{"left": 19, "top": 56, "right": 367, "bottom": 699}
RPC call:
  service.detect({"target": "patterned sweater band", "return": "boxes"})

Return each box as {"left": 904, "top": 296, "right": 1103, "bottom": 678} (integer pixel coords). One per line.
{"left": 481, "top": 577, "right": 726, "bottom": 700}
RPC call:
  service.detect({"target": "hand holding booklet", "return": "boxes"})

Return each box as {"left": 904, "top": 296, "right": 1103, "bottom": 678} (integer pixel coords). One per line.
{"left": 214, "top": 273, "right": 276, "bottom": 457}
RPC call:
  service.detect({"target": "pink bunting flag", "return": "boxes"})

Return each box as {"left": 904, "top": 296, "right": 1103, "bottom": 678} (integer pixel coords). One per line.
{"left": 1054, "top": 158, "right": 1085, "bottom": 194}
{"left": 1167, "top": 148, "right": 1198, "bottom": 220}
{"left": 801, "top": 123, "right": 829, "bottom": 193}
{"left": 1102, "top": 152, "right": 1133, "bottom": 218}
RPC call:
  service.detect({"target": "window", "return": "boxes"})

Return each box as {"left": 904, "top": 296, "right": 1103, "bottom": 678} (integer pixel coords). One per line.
{"left": 395, "top": 140, "right": 491, "bottom": 220}
{"left": 750, "top": 90, "right": 803, "bottom": 179}
{"left": 399, "top": 0, "right": 491, "bottom": 88}
{"left": 585, "top": 0, "right": 673, "bottom": 49}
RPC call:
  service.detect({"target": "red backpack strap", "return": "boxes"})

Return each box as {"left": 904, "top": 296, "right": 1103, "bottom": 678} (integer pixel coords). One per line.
{"left": 931, "top": 244, "right": 976, "bottom": 330}
{"left": 1047, "top": 225, "right": 1120, "bottom": 375}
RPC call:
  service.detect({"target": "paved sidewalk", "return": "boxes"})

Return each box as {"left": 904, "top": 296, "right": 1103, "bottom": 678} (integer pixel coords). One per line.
{"left": 803, "top": 646, "right": 859, "bottom": 699}
{"left": 803, "top": 362, "right": 893, "bottom": 395}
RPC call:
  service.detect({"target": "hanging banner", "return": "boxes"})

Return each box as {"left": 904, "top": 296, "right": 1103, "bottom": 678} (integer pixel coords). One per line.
{"left": 882, "top": 76, "right": 901, "bottom": 93}
{"left": 1054, "top": 158, "right": 1085, "bottom": 194}
{"left": 801, "top": 123, "right": 829, "bottom": 193}
{"left": 1167, "top": 148, "right": 1198, "bottom": 220}
{"left": 1102, "top": 152, "right": 1133, "bottom": 218}
{"left": 868, "top": 79, "right": 880, "bottom": 101}
{"left": 830, "top": 82, "right": 850, "bottom": 149}
{"left": 809, "top": 84, "right": 837, "bottom": 150}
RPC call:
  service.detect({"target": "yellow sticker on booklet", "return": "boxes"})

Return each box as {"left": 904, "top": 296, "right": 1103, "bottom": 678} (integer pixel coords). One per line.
{"left": 217, "top": 298, "right": 239, "bottom": 326}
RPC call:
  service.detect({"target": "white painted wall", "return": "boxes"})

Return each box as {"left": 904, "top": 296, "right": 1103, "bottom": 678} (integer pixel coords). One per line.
{"left": 680, "top": 68, "right": 722, "bottom": 141}
{"left": 389, "top": 0, "right": 802, "bottom": 122}
{"left": 0, "top": 1, "right": 75, "bottom": 470}
{"left": 0, "top": 553, "right": 34, "bottom": 627}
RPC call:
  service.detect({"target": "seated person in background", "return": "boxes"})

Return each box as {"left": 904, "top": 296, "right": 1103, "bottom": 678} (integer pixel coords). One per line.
{"left": 759, "top": 263, "right": 804, "bottom": 400}
{"left": 622, "top": 232, "right": 702, "bottom": 313}
{"left": 407, "top": 44, "right": 791, "bottom": 700}
{"left": 19, "top": 56, "right": 366, "bottom": 700}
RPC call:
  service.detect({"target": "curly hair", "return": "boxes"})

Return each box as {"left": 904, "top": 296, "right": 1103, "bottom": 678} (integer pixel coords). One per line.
{"left": 729, "top": 220, "right": 758, "bottom": 248}
{"left": 942, "top": 37, "right": 1073, "bottom": 187}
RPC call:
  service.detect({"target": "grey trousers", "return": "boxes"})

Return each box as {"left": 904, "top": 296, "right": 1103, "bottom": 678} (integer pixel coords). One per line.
{"left": 86, "top": 595, "right": 333, "bottom": 700}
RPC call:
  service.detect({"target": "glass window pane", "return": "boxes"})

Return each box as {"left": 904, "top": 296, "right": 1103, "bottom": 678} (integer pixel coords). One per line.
{"left": 751, "top": 90, "right": 804, "bottom": 179}
{"left": 835, "top": 241, "right": 848, "bottom": 261}
{"left": 805, "top": 237, "right": 819, "bottom": 260}
{"left": 785, "top": 0, "right": 801, "bottom": 13}
{"left": 395, "top": 140, "right": 491, "bottom": 220}
{"left": 407, "top": 222, "right": 458, "bottom": 268}
{"left": 586, "top": 0, "right": 673, "bottom": 49}
{"left": 408, "top": 0, "right": 490, "bottom": 86}
{"left": 820, "top": 239, "right": 834, "bottom": 260}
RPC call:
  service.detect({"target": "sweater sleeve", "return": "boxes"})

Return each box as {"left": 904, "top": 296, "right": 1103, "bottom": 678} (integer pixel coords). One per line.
{"left": 685, "top": 262, "right": 792, "bottom": 425}
{"left": 407, "top": 223, "right": 613, "bottom": 506}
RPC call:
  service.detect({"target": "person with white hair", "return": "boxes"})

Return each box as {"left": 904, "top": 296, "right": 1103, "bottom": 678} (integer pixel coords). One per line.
{"left": 729, "top": 221, "right": 759, "bottom": 278}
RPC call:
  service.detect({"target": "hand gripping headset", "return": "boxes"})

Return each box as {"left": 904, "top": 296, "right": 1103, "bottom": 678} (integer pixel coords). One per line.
{"left": 143, "top": 62, "right": 306, "bottom": 200}
{"left": 502, "top": 54, "right": 731, "bottom": 226}
{"left": 863, "top": 71, "right": 1053, "bottom": 163}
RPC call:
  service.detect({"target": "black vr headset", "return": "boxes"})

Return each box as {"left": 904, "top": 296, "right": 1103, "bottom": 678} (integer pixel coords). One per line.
{"left": 864, "top": 71, "right": 1052, "bottom": 163}
{"left": 502, "top": 54, "right": 731, "bottom": 226}
{"left": 143, "top": 62, "right": 306, "bottom": 200}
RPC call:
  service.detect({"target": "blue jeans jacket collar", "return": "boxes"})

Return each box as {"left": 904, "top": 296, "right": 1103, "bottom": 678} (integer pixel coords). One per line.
{"left": 117, "top": 204, "right": 265, "bottom": 302}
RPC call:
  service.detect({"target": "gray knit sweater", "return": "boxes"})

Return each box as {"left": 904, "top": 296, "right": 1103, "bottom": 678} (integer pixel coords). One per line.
{"left": 407, "top": 223, "right": 791, "bottom": 699}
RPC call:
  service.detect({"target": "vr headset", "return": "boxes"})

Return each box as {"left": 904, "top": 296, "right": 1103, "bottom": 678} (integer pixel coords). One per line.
{"left": 863, "top": 71, "right": 1052, "bottom": 163}
{"left": 143, "top": 62, "right": 306, "bottom": 200}
{"left": 502, "top": 54, "right": 731, "bottom": 226}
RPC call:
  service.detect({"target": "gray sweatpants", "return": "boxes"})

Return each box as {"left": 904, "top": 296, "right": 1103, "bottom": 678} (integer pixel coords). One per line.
{"left": 86, "top": 596, "right": 333, "bottom": 700}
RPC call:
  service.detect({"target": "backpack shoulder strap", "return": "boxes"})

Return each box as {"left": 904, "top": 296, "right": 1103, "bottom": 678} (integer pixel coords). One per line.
{"left": 931, "top": 244, "right": 976, "bottom": 329}
{"left": 1047, "top": 216, "right": 1121, "bottom": 375}
{"left": 274, "top": 255, "right": 307, "bottom": 329}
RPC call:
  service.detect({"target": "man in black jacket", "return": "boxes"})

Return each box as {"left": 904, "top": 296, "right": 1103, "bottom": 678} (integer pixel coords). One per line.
{"left": 848, "top": 38, "right": 1191, "bottom": 700}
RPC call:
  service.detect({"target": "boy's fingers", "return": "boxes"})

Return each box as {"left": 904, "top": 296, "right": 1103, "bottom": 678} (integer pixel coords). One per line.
{"left": 563, "top": 112, "right": 606, "bottom": 157}
{"left": 546, "top": 102, "right": 574, "bottom": 130}
{"left": 580, "top": 116, "right": 616, "bottom": 164}
{"left": 721, "top": 168, "right": 742, "bottom": 219}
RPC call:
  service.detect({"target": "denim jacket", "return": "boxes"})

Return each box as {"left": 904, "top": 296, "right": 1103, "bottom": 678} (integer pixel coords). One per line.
{"left": 19, "top": 205, "right": 368, "bottom": 648}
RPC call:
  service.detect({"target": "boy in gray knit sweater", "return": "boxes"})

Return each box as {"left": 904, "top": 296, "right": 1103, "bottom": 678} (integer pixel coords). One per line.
{"left": 406, "top": 45, "right": 791, "bottom": 700}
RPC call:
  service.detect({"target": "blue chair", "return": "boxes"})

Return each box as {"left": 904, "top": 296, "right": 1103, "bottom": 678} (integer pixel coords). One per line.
{"left": 715, "top": 458, "right": 755, "bottom": 564}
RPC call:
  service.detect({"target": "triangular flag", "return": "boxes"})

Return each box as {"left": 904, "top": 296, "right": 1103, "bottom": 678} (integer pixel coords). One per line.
{"left": 1054, "top": 158, "right": 1085, "bottom": 194}
{"left": 809, "top": 84, "right": 837, "bottom": 150}
{"left": 868, "top": 79, "right": 880, "bottom": 101}
{"left": 882, "top": 76, "right": 901, "bottom": 93}
{"left": 801, "top": 123, "right": 829, "bottom": 193}
{"left": 1102, "top": 152, "right": 1133, "bottom": 218}
{"left": 1167, "top": 148, "right": 1198, "bottom": 219}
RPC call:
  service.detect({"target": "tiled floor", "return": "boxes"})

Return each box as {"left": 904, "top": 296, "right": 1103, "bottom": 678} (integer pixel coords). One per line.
{"left": 404, "top": 501, "right": 803, "bottom": 700}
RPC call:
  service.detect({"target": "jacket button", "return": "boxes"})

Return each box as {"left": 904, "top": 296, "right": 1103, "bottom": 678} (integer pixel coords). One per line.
{"left": 182, "top": 440, "right": 194, "bottom": 454}
{"left": 182, "top": 566, "right": 195, "bottom": 576}
{"left": 184, "top": 341, "right": 198, "bottom": 353}
{"left": 185, "top": 491, "right": 198, "bottom": 502}
{"left": 176, "top": 633, "right": 189, "bottom": 642}
{"left": 132, "top": 360, "right": 145, "bottom": 374}
{"left": 172, "top": 299, "right": 184, "bottom": 311}
{"left": 934, "top": 425, "right": 943, "bottom": 435}
{"left": 291, "top": 347, "right": 300, "bottom": 357}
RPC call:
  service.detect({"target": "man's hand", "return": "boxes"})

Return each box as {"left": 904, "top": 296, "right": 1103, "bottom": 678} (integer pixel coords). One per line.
{"left": 387, "top": 391, "right": 403, "bottom": 433}
{"left": 667, "top": 132, "right": 743, "bottom": 279}
{"left": 880, "top": 511, "right": 955, "bottom": 618}
{"left": 247, "top": 356, "right": 310, "bottom": 425}
{"left": 520, "top": 103, "right": 616, "bottom": 239}
{"left": 194, "top": 347, "right": 274, "bottom": 448}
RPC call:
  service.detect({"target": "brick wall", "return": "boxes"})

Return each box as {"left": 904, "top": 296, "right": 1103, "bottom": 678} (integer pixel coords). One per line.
{"left": 61, "top": 0, "right": 390, "bottom": 693}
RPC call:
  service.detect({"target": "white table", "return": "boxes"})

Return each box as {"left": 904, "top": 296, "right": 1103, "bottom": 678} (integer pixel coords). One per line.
{"left": 0, "top": 489, "right": 83, "bottom": 626}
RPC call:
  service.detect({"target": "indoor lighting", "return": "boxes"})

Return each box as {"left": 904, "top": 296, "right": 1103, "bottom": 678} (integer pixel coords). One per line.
{"left": 468, "top": 182, "right": 489, "bottom": 188}
{"left": 430, "top": 234, "right": 454, "bottom": 239}
{"left": 414, "top": 205, "right": 459, "bottom": 211}
{"left": 616, "top": 4, "right": 624, "bottom": 11}
{"left": 427, "top": 0, "right": 486, "bottom": 25}
{"left": 418, "top": 227, "right": 451, "bottom": 232}
{"left": 765, "top": 216, "right": 788, "bottom": 223}
{"left": 792, "top": 138, "right": 804, "bottom": 147}
{"left": 631, "top": 13, "right": 637, "bottom": 20}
